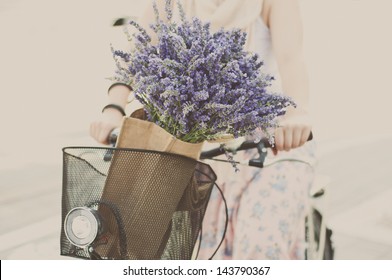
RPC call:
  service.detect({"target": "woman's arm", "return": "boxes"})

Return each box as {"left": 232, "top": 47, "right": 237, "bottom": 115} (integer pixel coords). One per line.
{"left": 264, "top": 0, "right": 312, "bottom": 152}
{"left": 90, "top": 85, "right": 131, "bottom": 144}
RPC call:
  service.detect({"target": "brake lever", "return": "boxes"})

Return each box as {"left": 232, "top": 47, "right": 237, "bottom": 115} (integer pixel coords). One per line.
{"left": 248, "top": 141, "right": 268, "bottom": 168}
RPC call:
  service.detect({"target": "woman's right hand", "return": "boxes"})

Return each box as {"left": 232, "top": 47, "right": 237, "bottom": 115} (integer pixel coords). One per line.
{"left": 90, "top": 109, "right": 124, "bottom": 145}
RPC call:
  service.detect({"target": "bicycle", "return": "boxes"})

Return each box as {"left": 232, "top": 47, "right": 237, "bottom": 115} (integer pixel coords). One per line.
{"left": 61, "top": 128, "right": 333, "bottom": 260}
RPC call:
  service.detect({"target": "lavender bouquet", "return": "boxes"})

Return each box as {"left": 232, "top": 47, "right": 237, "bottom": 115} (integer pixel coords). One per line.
{"left": 111, "top": 0, "right": 295, "bottom": 144}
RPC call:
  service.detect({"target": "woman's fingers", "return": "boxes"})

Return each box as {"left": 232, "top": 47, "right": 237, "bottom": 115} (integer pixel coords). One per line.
{"left": 291, "top": 126, "right": 302, "bottom": 149}
{"left": 274, "top": 125, "right": 311, "bottom": 152}
{"left": 90, "top": 121, "right": 117, "bottom": 144}
{"left": 272, "top": 107, "right": 312, "bottom": 153}
{"left": 98, "top": 125, "right": 109, "bottom": 144}
{"left": 274, "top": 127, "right": 284, "bottom": 152}
{"left": 283, "top": 126, "right": 293, "bottom": 151}
{"left": 90, "top": 110, "right": 124, "bottom": 144}
{"left": 300, "top": 126, "right": 312, "bottom": 146}
{"left": 90, "top": 121, "right": 102, "bottom": 144}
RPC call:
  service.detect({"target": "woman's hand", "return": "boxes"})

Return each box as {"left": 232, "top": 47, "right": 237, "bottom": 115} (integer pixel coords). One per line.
{"left": 90, "top": 84, "right": 131, "bottom": 144}
{"left": 90, "top": 109, "right": 124, "bottom": 145}
{"left": 273, "top": 107, "right": 312, "bottom": 154}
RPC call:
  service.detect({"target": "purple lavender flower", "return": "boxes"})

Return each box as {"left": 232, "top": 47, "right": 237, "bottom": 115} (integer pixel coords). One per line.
{"left": 111, "top": 0, "right": 295, "bottom": 143}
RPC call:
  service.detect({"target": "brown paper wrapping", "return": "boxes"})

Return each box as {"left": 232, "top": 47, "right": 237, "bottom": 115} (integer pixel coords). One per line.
{"left": 95, "top": 116, "right": 203, "bottom": 259}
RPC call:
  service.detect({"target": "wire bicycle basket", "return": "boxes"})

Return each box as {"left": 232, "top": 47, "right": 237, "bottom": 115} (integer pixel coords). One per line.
{"left": 60, "top": 147, "right": 216, "bottom": 260}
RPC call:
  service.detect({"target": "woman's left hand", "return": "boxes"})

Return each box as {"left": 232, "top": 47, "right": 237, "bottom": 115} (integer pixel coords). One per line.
{"left": 273, "top": 107, "right": 312, "bottom": 154}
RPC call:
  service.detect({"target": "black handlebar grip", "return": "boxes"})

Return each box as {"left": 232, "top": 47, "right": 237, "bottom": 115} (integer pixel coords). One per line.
{"left": 108, "top": 128, "right": 120, "bottom": 146}
{"left": 200, "top": 131, "right": 314, "bottom": 160}
{"left": 103, "top": 128, "right": 120, "bottom": 162}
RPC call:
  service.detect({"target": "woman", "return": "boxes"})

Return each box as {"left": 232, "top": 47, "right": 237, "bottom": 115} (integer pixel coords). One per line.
{"left": 90, "top": 0, "right": 315, "bottom": 260}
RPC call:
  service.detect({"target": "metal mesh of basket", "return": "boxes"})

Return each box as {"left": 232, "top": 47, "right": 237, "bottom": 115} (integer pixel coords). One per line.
{"left": 61, "top": 147, "right": 216, "bottom": 260}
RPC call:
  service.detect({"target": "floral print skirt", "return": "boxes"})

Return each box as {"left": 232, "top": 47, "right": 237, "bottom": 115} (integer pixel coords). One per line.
{"left": 198, "top": 141, "right": 317, "bottom": 260}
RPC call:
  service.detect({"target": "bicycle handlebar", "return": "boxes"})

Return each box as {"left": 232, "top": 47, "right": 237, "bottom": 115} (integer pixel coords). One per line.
{"left": 103, "top": 128, "right": 121, "bottom": 161}
{"left": 201, "top": 131, "right": 313, "bottom": 168}
{"left": 108, "top": 128, "right": 120, "bottom": 146}
{"left": 200, "top": 131, "right": 313, "bottom": 159}
{"left": 105, "top": 128, "right": 313, "bottom": 168}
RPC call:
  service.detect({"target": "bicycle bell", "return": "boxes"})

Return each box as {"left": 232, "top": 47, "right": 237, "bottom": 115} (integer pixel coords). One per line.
{"left": 64, "top": 207, "right": 103, "bottom": 248}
